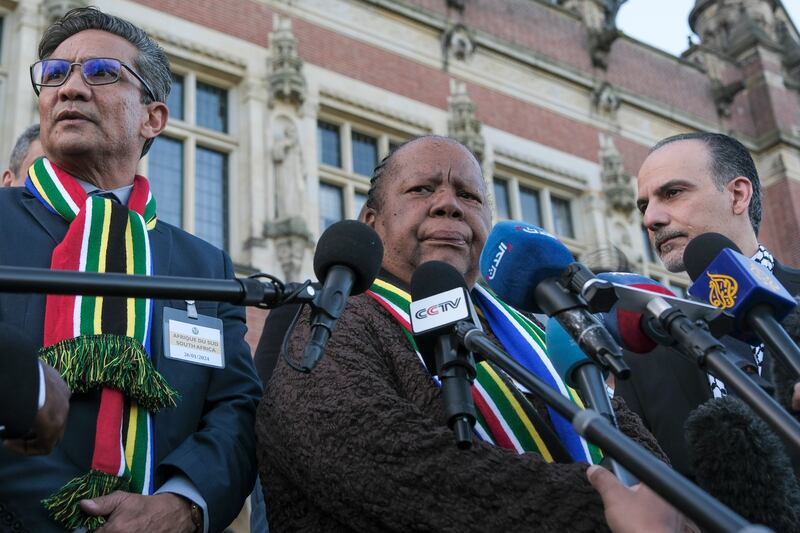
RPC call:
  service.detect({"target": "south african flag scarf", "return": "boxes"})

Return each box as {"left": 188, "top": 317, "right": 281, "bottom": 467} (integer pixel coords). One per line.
{"left": 367, "top": 276, "right": 602, "bottom": 464}
{"left": 25, "top": 158, "right": 178, "bottom": 530}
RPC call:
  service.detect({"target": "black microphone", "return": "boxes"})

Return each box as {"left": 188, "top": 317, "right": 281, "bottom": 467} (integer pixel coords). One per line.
{"left": 644, "top": 296, "right": 800, "bottom": 454}
{"left": 409, "top": 261, "right": 477, "bottom": 449}
{"left": 452, "top": 322, "right": 763, "bottom": 533}
{"left": 684, "top": 233, "right": 800, "bottom": 379}
{"left": 301, "top": 220, "right": 383, "bottom": 372}
{"left": 479, "top": 221, "right": 629, "bottom": 379}
{"left": 0, "top": 323, "right": 41, "bottom": 439}
{"left": 769, "top": 299, "right": 800, "bottom": 419}
{"left": 686, "top": 396, "right": 800, "bottom": 532}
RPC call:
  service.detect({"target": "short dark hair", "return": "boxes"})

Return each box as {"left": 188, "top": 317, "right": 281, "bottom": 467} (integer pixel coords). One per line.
{"left": 38, "top": 7, "right": 171, "bottom": 157}
{"left": 365, "top": 135, "right": 483, "bottom": 211}
{"left": 8, "top": 124, "right": 40, "bottom": 176}
{"left": 651, "top": 132, "right": 762, "bottom": 235}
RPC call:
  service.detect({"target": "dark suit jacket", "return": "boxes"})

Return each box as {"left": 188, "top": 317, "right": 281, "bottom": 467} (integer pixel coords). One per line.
{"left": 0, "top": 187, "right": 262, "bottom": 532}
{"left": 614, "top": 260, "right": 800, "bottom": 477}
{"left": 0, "top": 323, "right": 40, "bottom": 439}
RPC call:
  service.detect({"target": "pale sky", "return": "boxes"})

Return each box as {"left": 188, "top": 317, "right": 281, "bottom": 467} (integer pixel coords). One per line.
{"left": 617, "top": 0, "right": 800, "bottom": 57}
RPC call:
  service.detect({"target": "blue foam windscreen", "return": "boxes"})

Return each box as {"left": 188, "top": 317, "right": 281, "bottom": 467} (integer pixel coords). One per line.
{"left": 545, "top": 318, "right": 590, "bottom": 387}
{"left": 480, "top": 221, "right": 574, "bottom": 313}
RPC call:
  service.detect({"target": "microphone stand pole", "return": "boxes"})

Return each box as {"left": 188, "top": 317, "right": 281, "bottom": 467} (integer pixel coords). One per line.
{"left": 0, "top": 265, "right": 316, "bottom": 307}
{"left": 453, "top": 321, "right": 762, "bottom": 533}
{"left": 644, "top": 298, "right": 800, "bottom": 454}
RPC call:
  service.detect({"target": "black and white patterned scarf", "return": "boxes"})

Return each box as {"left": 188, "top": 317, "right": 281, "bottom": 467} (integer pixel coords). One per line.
{"left": 708, "top": 244, "right": 774, "bottom": 398}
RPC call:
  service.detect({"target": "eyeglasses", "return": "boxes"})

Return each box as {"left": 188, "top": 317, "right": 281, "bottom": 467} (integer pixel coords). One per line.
{"left": 30, "top": 57, "right": 157, "bottom": 102}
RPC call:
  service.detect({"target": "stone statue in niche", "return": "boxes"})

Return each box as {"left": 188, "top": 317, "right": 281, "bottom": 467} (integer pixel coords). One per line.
{"left": 272, "top": 118, "right": 305, "bottom": 220}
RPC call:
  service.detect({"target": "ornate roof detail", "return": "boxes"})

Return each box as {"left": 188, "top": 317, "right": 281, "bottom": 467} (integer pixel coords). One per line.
{"left": 43, "top": 0, "right": 87, "bottom": 23}
{"left": 442, "top": 22, "right": 476, "bottom": 70}
{"left": 593, "top": 81, "right": 621, "bottom": 119}
{"left": 599, "top": 133, "right": 635, "bottom": 216}
{"left": 560, "top": 0, "right": 626, "bottom": 69}
{"left": 268, "top": 14, "right": 306, "bottom": 108}
{"left": 447, "top": 80, "right": 484, "bottom": 162}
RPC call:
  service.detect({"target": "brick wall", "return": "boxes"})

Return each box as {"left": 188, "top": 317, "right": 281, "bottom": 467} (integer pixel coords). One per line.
{"left": 245, "top": 307, "right": 268, "bottom": 355}
{"left": 760, "top": 177, "right": 800, "bottom": 267}
{"left": 136, "top": 0, "right": 273, "bottom": 46}
{"left": 132, "top": 0, "right": 800, "bottom": 263}
{"left": 137, "top": 0, "right": 652, "bottom": 171}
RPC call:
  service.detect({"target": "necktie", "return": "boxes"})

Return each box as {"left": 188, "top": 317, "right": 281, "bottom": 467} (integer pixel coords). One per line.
{"left": 89, "top": 190, "right": 121, "bottom": 204}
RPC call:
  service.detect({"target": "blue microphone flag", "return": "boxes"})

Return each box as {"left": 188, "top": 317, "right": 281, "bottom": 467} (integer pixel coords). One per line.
{"left": 688, "top": 248, "right": 796, "bottom": 333}
{"left": 479, "top": 220, "right": 574, "bottom": 313}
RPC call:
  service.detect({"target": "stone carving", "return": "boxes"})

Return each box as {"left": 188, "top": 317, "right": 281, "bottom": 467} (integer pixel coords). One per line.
{"left": 268, "top": 14, "right": 306, "bottom": 108}
{"left": 442, "top": 23, "right": 476, "bottom": 70}
{"left": 583, "top": 243, "right": 633, "bottom": 273}
{"left": 593, "top": 81, "right": 620, "bottom": 118}
{"left": 690, "top": 0, "right": 780, "bottom": 54}
{"left": 263, "top": 217, "right": 312, "bottom": 282}
{"left": 561, "top": 0, "right": 627, "bottom": 69}
{"left": 44, "top": 0, "right": 87, "bottom": 22}
{"left": 264, "top": 115, "right": 311, "bottom": 281}
{"left": 271, "top": 117, "right": 305, "bottom": 220}
{"left": 777, "top": 20, "right": 800, "bottom": 89}
{"left": 599, "top": 134, "right": 635, "bottom": 215}
{"left": 446, "top": 0, "right": 466, "bottom": 11}
{"left": 447, "top": 80, "right": 484, "bottom": 162}
{"left": 711, "top": 79, "right": 745, "bottom": 117}
{"left": 681, "top": 42, "right": 744, "bottom": 117}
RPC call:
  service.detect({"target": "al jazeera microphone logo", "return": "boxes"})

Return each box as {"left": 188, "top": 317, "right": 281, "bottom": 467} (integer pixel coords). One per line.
{"left": 708, "top": 273, "right": 738, "bottom": 309}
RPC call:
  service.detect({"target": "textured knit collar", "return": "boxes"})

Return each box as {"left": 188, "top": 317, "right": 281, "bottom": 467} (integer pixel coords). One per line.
{"left": 751, "top": 244, "right": 775, "bottom": 272}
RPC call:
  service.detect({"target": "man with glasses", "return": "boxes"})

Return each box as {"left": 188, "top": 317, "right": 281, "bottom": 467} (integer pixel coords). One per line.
{"left": 0, "top": 8, "right": 261, "bottom": 533}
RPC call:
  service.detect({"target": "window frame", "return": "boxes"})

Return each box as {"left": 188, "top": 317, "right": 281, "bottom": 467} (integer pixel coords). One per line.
{"left": 490, "top": 166, "right": 580, "bottom": 240}
{"left": 315, "top": 111, "right": 408, "bottom": 232}
{"left": 142, "top": 66, "right": 237, "bottom": 249}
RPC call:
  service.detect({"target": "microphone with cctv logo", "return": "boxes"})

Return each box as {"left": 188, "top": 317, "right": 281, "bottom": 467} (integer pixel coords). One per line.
{"left": 410, "top": 261, "right": 477, "bottom": 449}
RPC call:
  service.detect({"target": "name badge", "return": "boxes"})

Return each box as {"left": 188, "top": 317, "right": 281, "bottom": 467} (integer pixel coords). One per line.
{"left": 163, "top": 303, "right": 225, "bottom": 369}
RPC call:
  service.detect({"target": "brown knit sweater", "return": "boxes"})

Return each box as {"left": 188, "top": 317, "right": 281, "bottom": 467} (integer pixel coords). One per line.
{"left": 256, "top": 293, "right": 667, "bottom": 532}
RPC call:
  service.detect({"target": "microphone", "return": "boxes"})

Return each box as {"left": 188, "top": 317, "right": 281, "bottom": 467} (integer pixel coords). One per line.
{"left": 409, "top": 261, "right": 477, "bottom": 449}
{"left": 769, "top": 299, "right": 800, "bottom": 418}
{"left": 644, "top": 294, "right": 800, "bottom": 454}
{"left": 0, "top": 323, "right": 41, "bottom": 438}
{"left": 597, "top": 273, "right": 772, "bottom": 389}
{"left": 686, "top": 395, "right": 800, "bottom": 532}
{"left": 479, "top": 221, "right": 629, "bottom": 378}
{"left": 301, "top": 220, "right": 384, "bottom": 372}
{"left": 546, "top": 319, "right": 637, "bottom": 485}
{"left": 684, "top": 233, "right": 800, "bottom": 378}
{"left": 452, "top": 321, "right": 761, "bottom": 533}
{"left": 594, "top": 272, "right": 676, "bottom": 354}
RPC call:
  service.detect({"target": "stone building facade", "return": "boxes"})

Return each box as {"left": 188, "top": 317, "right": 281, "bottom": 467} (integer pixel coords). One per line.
{"left": 1, "top": 0, "right": 800, "bottom": 341}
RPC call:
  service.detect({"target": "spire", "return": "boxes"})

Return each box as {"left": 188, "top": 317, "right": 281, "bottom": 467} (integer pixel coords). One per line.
{"left": 267, "top": 14, "right": 307, "bottom": 108}
{"left": 447, "top": 80, "right": 484, "bottom": 163}
{"left": 689, "top": 0, "right": 782, "bottom": 56}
